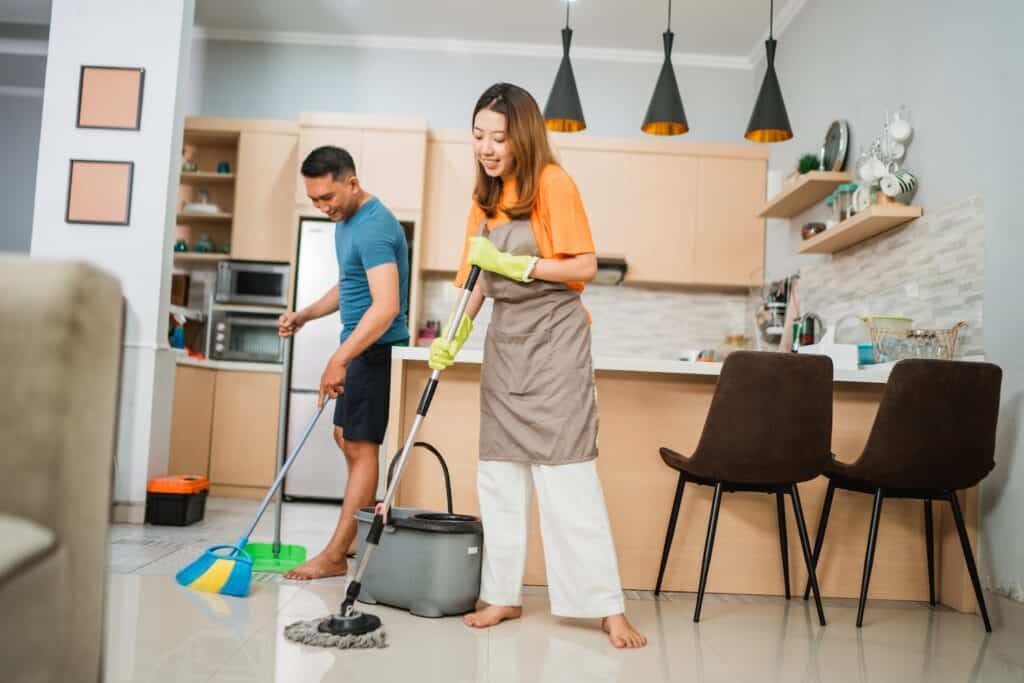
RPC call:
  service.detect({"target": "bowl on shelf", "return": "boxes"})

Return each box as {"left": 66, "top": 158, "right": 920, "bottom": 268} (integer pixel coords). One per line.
{"left": 801, "top": 222, "right": 826, "bottom": 240}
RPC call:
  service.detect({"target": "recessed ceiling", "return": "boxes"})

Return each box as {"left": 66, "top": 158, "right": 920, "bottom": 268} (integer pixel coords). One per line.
{"left": 194, "top": 0, "right": 791, "bottom": 59}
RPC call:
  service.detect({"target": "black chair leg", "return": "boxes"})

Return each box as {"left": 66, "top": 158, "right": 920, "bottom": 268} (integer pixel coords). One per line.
{"left": 924, "top": 498, "right": 936, "bottom": 607}
{"left": 655, "top": 472, "right": 686, "bottom": 596}
{"left": 776, "top": 491, "right": 791, "bottom": 600}
{"left": 694, "top": 482, "right": 724, "bottom": 623}
{"left": 803, "top": 480, "right": 836, "bottom": 601}
{"left": 948, "top": 491, "right": 993, "bottom": 632}
{"left": 857, "top": 489, "right": 885, "bottom": 628}
{"left": 790, "top": 484, "right": 826, "bottom": 626}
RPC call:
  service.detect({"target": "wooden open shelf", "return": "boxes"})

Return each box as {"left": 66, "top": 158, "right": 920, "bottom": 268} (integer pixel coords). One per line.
{"left": 177, "top": 211, "right": 234, "bottom": 222}
{"left": 758, "top": 171, "right": 853, "bottom": 218}
{"left": 173, "top": 252, "right": 229, "bottom": 263}
{"left": 180, "top": 172, "right": 235, "bottom": 184}
{"left": 798, "top": 204, "right": 923, "bottom": 254}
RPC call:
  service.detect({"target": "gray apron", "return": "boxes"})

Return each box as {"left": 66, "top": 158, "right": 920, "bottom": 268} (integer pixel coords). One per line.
{"left": 478, "top": 219, "right": 599, "bottom": 465}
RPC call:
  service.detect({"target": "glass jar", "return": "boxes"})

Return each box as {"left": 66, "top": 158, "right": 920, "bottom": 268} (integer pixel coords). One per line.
{"left": 826, "top": 193, "right": 840, "bottom": 228}
{"left": 835, "top": 183, "right": 858, "bottom": 221}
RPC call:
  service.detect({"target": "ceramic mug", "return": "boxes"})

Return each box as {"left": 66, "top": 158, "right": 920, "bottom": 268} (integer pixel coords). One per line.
{"left": 881, "top": 169, "right": 918, "bottom": 197}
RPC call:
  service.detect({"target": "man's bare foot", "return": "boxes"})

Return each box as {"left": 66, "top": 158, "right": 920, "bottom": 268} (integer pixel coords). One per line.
{"left": 463, "top": 604, "right": 522, "bottom": 628}
{"left": 282, "top": 552, "right": 348, "bottom": 580}
{"left": 601, "top": 614, "right": 647, "bottom": 649}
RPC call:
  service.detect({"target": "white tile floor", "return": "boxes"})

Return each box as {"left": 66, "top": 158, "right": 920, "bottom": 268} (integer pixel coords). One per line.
{"left": 105, "top": 498, "right": 1024, "bottom": 682}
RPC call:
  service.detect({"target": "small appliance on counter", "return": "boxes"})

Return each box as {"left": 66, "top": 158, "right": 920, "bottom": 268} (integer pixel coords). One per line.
{"left": 207, "top": 307, "right": 285, "bottom": 363}
{"left": 214, "top": 260, "right": 291, "bottom": 308}
{"left": 754, "top": 276, "right": 795, "bottom": 349}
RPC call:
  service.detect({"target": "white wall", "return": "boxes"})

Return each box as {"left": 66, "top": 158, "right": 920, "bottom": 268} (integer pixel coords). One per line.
{"left": 30, "top": 0, "right": 195, "bottom": 507}
{"left": 761, "top": 0, "right": 1024, "bottom": 600}
{"left": 191, "top": 37, "right": 754, "bottom": 142}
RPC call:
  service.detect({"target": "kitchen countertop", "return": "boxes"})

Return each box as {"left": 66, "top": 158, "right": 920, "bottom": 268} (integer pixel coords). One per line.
{"left": 175, "top": 354, "right": 283, "bottom": 374}
{"left": 391, "top": 346, "right": 894, "bottom": 384}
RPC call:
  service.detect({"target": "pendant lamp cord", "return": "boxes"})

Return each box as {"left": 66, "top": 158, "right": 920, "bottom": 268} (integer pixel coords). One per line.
{"left": 769, "top": 0, "right": 774, "bottom": 39}
{"left": 565, "top": 1, "right": 570, "bottom": 30}
{"left": 667, "top": 0, "right": 672, "bottom": 32}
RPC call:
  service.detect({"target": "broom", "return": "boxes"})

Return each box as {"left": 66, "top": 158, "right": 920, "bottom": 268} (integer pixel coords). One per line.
{"left": 176, "top": 392, "right": 331, "bottom": 597}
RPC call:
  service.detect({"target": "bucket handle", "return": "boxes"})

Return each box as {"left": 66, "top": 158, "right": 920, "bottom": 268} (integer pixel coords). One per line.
{"left": 386, "top": 441, "right": 453, "bottom": 514}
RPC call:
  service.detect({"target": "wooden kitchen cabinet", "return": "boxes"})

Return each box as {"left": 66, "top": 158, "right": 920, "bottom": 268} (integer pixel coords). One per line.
{"left": 421, "top": 135, "right": 476, "bottom": 271}
{"left": 233, "top": 131, "right": 299, "bottom": 263}
{"left": 168, "top": 365, "right": 216, "bottom": 478}
{"left": 295, "top": 127, "right": 363, "bottom": 204}
{"left": 694, "top": 156, "right": 767, "bottom": 287}
{"left": 208, "top": 370, "right": 282, "bottom": 490}
{"left": 621, "top": 153, "right": 698, "bottom": 283}
{"left": 359, "top": 130, "right": 427, "bottom": 212}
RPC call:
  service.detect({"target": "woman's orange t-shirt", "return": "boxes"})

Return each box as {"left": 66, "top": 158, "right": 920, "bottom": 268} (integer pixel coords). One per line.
{"left": 454, "top": 164, "right": 595, "bottom": 292}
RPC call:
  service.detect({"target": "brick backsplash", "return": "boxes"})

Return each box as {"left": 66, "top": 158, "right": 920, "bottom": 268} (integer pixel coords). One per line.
{"left": 796, "top": 195, "right": 985, "bottom": 358}
{"left": 418, "top": 276, "right": 754, "bottom": 360}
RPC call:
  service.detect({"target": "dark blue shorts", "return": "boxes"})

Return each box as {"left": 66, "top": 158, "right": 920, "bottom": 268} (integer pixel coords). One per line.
{"left": 333, "top": 342, "right": 405, "bottom": 444}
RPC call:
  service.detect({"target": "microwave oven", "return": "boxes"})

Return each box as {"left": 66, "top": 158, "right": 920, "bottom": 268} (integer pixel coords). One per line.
{"left": 214, "top": 260, "right": 290, "bottom": 307}
{"left": 208, "top": 308, "right": 284, "bottom": 363}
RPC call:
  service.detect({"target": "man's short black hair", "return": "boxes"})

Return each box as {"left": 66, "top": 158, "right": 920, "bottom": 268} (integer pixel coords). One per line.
{"left": 301, "top": 145, "right": 356, "bottom": 180}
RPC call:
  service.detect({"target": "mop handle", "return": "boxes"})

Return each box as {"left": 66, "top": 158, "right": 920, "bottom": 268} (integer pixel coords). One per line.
{"left": 379, "top": 265, "right": 480, "bottom": 515}
{"left": 340, "top": 266, "right": 480, "bottom": 614}
{"left": 236, "top": 395, "right": 329, "bottom": 549}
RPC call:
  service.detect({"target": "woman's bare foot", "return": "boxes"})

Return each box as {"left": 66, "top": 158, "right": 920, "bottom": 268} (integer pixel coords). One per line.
{"left": 601, "top": 614, "right": 647, "bottom": 649}
{"left": 282, "top": 552, "right": 348, "bottom": 580}
{"left": 463, "top": 604, "right": 522, "bottom": 628}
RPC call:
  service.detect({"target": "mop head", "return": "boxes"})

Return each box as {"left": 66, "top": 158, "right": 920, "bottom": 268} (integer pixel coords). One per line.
{"left": 284, "top": 612, "right": 388, "bottom": 649}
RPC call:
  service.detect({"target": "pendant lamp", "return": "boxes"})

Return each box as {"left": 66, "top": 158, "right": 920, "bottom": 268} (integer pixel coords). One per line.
{"left": 745, "top": 0, "right": 793, "bottom": 142}
{"left": 642, "top": 0, "right": 688, "bottom": 136}
{"left": 544, "top": 2, "right": 586, "bottom": 133}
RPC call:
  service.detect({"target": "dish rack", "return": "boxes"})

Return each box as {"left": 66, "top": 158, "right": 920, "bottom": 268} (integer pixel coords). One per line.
{"left": 869, "top": 322, "right": 967, "bottom": 362}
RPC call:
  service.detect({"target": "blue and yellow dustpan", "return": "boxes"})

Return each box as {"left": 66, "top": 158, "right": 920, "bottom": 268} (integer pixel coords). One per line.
{"left": 177, "top": 395, "right": 330, "bottom": 597}
{"left": 176, "top": 540, "right": 255, "bottom": 597}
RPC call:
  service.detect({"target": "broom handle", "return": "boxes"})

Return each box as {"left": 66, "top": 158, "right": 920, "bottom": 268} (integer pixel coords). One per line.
{"left": 237, "top": 391, "right": 328, "bottom": 549}
{"left": 272, "top": 336, "right": 293, "bottom": 557}
{"left": 340, "top": 266, "right": 481, "bottom": 615}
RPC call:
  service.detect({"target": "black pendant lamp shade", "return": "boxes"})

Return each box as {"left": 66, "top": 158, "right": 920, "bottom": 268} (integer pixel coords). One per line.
{"left": 745, "top": 0, "right": 792, "bottom": 142}
{"left": 544, "top": 7, "right": 586, "bottom": 132}
{"left": 642, "top": 31, "right": 688, "bottom": 135}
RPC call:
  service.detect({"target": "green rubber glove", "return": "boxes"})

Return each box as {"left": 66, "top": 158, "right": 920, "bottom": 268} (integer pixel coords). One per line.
{"left": 428, "top": 314, "right": 473, "bottom": 371}
{"left": 467, "top": 236, "right": 537, "bottom": 283}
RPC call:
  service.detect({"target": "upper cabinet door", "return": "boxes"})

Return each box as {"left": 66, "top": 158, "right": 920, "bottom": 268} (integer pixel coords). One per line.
{"left": 359, "top": 130, "right": 427, "bottom": 212}
{"left": 694, "top": 157, "right": 766, "bottom": 287}
{"left": 295, "top": 127, "right": 363, "bottom": 205}
{"left": 621, "top": 153, "right": 698, "bottom": 284}
{"left": 233, "top": 132, "right": 299, "bottom": 263}
{"left": 557, "top": 148, "right": 629, "bottom": 260}
{"left": 422, "top": 138, "right": 476, "bottom": 271}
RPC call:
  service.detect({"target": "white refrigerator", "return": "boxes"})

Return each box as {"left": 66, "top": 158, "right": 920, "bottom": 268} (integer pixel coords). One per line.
{"left": 284, "top": 218, "right": 348, "bottom": 501}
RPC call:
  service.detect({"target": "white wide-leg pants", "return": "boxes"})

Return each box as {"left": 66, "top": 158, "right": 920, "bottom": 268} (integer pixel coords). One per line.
{"left": 477, "top": 458, "right": 626, "bottom": 618}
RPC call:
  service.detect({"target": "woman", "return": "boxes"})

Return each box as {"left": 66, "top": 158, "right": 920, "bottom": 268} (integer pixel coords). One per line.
{"left": 429, "top": 82, "right": 647, "bottom": 649}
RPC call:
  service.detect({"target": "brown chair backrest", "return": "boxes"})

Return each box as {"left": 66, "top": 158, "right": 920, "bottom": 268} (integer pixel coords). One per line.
{"left": 690, "top": 351, "right": 834, "bottom": 485}
{"left": 853, "top": 359, "right": 1002, "bottom": 491}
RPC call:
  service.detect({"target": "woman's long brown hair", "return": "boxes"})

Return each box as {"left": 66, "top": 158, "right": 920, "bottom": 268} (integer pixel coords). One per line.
{"left": 472, "top": 83, "right": 556, "bottom": 220}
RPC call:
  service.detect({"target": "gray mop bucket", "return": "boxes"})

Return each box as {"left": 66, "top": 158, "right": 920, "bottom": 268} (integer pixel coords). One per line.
{"left": 354, "top": 442, "right": 483, "bottom": 618}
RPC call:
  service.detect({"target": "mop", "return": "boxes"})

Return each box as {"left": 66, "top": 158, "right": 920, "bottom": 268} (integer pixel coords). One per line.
{"left": 284, "top": 266, "right": 481, "bottom": 650}
{"left": 176, "top": 385, "right": 332, "bottom": 597}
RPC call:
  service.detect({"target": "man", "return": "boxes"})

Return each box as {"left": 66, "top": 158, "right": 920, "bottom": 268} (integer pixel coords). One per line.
{"left": 278, "top": 145, "right": 409, "bottom": 580}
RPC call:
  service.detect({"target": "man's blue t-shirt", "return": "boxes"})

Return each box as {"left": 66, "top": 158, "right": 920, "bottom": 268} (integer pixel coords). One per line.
{"left": 335, "top": 197, "right": 409, "bottom": 345}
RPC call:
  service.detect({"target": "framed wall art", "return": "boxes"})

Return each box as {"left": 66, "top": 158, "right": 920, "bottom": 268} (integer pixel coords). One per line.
{"left": 65, "top": 159, "right": 134, "bottom": 226}
{"left": 76, "top": 65, "right": 145, "bottom": 130}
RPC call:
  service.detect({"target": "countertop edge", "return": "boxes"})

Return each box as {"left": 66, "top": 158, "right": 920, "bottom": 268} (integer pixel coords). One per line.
{"left": 390, "top": 346, "right": 894, "bottom": 384}
{"left": 175, "top": 355, "right": 283, "bottom": 374}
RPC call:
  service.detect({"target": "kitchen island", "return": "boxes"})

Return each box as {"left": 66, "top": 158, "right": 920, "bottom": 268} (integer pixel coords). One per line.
{"left": 385, "top": 347, "right": 982, "bottom": 614}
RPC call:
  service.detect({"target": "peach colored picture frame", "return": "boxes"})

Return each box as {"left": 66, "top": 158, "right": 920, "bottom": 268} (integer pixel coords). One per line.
{"left": 76, "top": 65, "right": 145, "bottom": 130}
{"left": 66, "top": 160, "right": 134, "bottom": 226}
